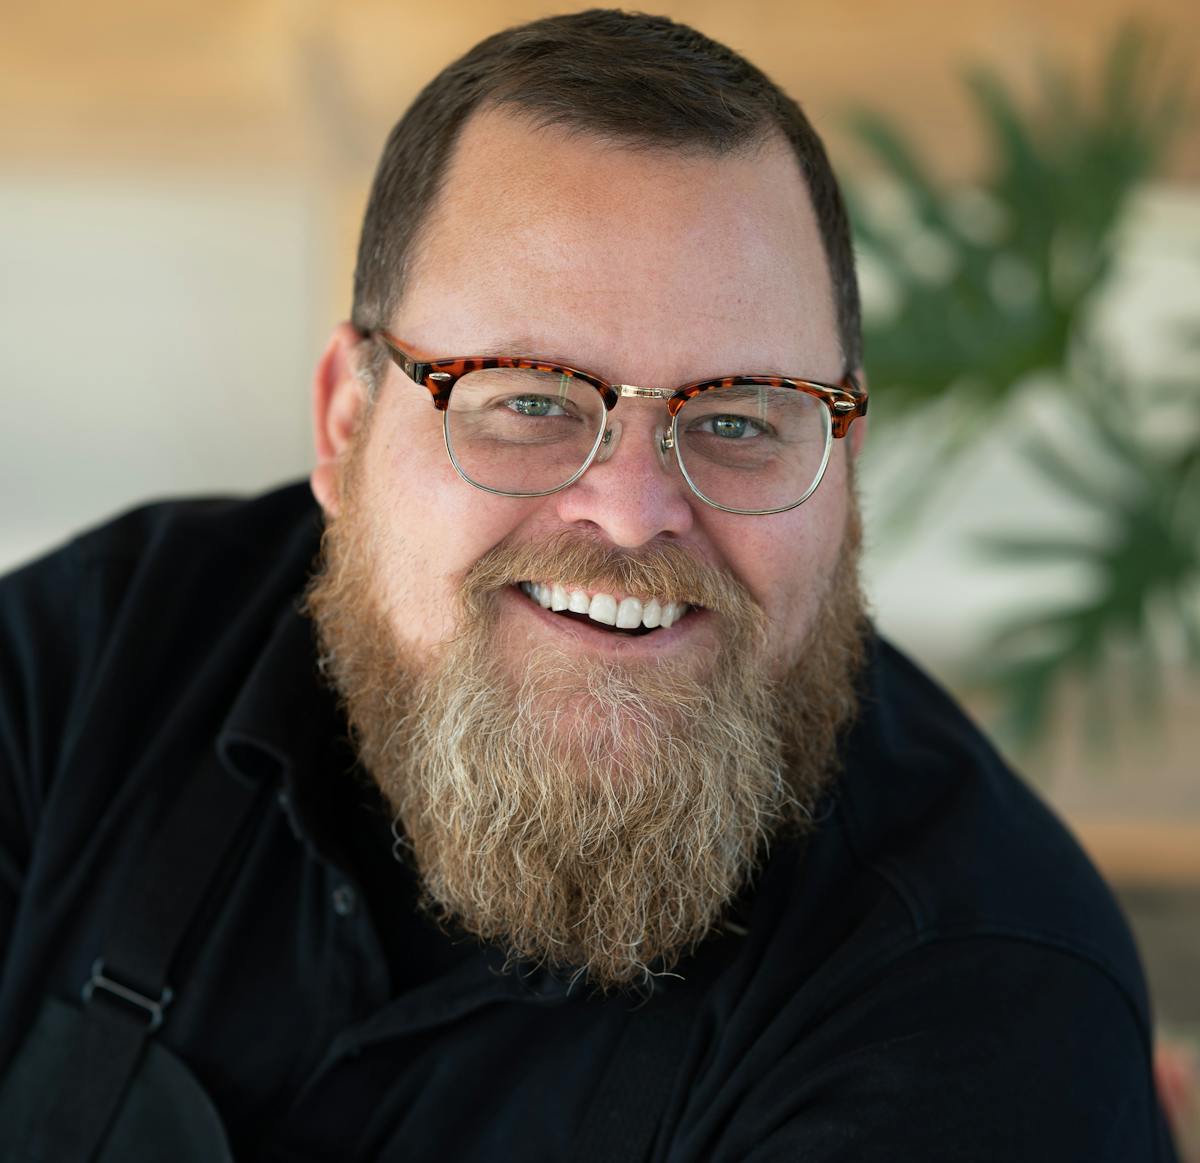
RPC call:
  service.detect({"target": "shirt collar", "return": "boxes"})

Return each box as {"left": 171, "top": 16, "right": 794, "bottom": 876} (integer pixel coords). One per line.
{"left": 217, "top": 594, "right": 341, "bottom": 782}
{"left": 224, "top": 592, "right": 402, "bottom": 900}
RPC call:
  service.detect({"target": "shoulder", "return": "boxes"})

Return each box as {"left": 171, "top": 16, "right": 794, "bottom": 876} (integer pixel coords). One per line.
{"left": 827, "top": 636, "right": 1148, "bottom": 1017}
{"left": 0, "top": 480, "right": 321, "bottom": 798}
{"left": 675, "top": 642, "right": 1172, "bottom": 1156}
{"left": 2, "top": 481, "right": 320, "bottom": 645}
{"left": 676, "top": 931, "right": 1173, "bottom": 1161}
{"left": 63, "top": 480, "right": 320, "bottom": 586}
{"left": 3, "top": 481, "right": 320, "bottom": 603}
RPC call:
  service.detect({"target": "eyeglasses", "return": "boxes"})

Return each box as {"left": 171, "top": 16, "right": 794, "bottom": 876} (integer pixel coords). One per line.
{"left": 371, "top": 330, "right": 867, "bottom": 516}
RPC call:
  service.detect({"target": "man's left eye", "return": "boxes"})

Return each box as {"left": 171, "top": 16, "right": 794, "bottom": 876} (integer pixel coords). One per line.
{"left": 506, "top": 395, "right": 566, "bottom": 417}
{"left": 697, "top": 414, "right": 764, "bottom": 439}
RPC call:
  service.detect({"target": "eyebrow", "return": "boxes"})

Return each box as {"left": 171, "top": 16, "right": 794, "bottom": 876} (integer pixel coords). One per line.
{"left": 471, "top": 337, "right": 563, "bottom": 360}
{"left": 458, "top": 339, "right": 801, "bottom": 387}
{"left": 694, "top": 383, "right": 807, "bottom": 404}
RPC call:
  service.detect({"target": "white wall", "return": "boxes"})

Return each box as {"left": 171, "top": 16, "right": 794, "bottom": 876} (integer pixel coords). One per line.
{"left": 0, "top": 172, "right": 324, "bottom": 569}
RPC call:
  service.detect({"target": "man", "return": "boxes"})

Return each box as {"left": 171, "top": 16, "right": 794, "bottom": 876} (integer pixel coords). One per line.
{"left": 0, "top": 9, "right": 1180, "bottom": 1161}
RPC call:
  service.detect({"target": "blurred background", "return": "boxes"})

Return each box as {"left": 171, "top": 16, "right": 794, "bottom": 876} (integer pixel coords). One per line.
{"left": 2, "top": 0, "right": 1197, "bottom": 1141}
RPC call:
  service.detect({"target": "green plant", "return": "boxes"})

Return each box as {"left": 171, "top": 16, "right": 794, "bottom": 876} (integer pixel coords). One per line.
{"left": 973, "top": 350, "right": 1200, "bottom": 747}
{"left": 847, "top": 24, "right": 1197, "bottom": 749}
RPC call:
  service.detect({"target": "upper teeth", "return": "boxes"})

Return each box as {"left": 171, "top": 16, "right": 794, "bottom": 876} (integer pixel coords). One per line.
{"left": 519, "top": 582, "right": 689, "bottom": 630}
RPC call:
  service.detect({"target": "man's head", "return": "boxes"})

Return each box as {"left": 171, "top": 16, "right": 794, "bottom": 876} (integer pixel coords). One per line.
{"left": 306, "top": 10, "right": 869, "bottom": 988}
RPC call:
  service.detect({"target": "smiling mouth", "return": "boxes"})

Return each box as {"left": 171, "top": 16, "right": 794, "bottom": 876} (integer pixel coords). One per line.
{"left": 517, "top": 581, "right": 692, "bottom": 637}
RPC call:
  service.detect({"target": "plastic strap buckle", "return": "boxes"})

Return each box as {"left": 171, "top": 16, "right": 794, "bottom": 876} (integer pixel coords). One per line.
{"left": 82, "top": 959, "right": 174, "bottom": 1033}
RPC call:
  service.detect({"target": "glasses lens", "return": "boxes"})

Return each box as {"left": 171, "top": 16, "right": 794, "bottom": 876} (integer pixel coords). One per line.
{"left": 445, "top": 367, "right": 606, "bottom": 495}
{"left": 675, "top": 384, "right": 832, "bottom": 513}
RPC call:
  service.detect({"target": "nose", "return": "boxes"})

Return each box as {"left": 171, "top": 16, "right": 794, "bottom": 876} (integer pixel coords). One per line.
{"left": 551, "top": 410, "right": 696, "bottom": 547}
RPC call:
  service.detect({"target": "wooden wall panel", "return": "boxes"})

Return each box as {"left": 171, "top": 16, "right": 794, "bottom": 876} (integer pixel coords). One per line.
{"left": 3, "top": 0, "right": 1196, "bottom": 179}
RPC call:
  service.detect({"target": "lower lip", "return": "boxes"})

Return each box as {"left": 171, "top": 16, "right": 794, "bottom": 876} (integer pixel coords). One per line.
{"left": 503, "top": 585, "right": 707, "bottom": 654}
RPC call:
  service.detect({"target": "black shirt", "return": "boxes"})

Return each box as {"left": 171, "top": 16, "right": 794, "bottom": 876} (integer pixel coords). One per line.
{"left": 0, "top": 482, "right": 1180, "bottom": 1160}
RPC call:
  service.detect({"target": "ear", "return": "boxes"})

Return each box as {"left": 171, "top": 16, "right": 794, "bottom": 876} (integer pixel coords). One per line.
{"left": 848, "top": 368, "right": 868, "bottom": 458}
{"left": 310, "top": 322, "right": 370, "bottom": 517}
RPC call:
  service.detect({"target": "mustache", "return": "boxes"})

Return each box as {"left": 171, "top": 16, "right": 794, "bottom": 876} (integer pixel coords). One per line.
{"left": 460, "top": 532, "right": 762, "bottom": 624}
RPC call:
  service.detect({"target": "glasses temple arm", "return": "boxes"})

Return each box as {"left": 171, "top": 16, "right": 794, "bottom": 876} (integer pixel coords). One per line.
{"left": 369, "top": 330, "right": 431, "bottom": 384}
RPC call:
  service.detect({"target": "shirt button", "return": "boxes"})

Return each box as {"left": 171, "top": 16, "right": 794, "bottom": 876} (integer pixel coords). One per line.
{"left": 331, "top": 883, "right": 358, "bottom": 917}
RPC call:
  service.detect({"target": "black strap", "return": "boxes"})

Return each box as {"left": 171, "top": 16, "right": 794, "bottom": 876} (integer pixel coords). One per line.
{"left": 34, "top": 748, "right": 261, "bottom": 1161}
{"left": 569, "top": 983, "right": 693, "bottom": 1163}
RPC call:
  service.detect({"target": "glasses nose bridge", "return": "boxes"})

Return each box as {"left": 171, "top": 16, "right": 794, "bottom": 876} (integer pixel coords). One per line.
{"left": 614, "top": 382, "right": 673, "bottom": 403}
{"left": 596, "top": 383, "right": 677, "bottom": 468}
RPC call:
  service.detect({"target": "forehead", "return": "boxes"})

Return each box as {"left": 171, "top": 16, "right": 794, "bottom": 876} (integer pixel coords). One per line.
{"left": 397, "top": 107, "right": 840, "bottom": 383}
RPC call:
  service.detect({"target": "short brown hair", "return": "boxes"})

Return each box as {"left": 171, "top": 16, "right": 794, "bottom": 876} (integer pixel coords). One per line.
{"left": 352, "top": 9, "right": 861, "bottom": 374}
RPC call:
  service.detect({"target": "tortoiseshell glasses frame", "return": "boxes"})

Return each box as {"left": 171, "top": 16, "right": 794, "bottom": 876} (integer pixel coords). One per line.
{"left": 370, "top": 329, "right": 868, "bottom": 515}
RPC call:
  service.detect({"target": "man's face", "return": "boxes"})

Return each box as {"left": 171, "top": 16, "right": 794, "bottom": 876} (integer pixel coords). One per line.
{"left": 308, "top": 107, "right": 866, "bottom": 987}
{"left": 316, "top": 107, "right": 859, "bottom": 678}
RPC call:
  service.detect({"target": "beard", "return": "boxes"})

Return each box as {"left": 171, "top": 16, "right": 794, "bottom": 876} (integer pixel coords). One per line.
{"left": 305, "top": 444, "right": 868, "bottom": 990}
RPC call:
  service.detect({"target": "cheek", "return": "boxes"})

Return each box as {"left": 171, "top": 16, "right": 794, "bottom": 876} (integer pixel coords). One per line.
{"left": 361, "top": 404, "right": 531, "bottom": 611}
{"left": 711, "top": 462, "right": 852, "bottom": 652}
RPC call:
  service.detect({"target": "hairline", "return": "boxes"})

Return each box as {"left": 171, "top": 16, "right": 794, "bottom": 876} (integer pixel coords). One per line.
{"left": 401, "top": 101, "right": 779, "bottom": 307}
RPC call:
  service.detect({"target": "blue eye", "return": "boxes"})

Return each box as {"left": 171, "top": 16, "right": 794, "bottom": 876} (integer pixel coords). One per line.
{"left": 699, "top": 414, "right": 764, "bottom": 439}
{"left": 507, "top": 395, "right": 566, "bottom": 417}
